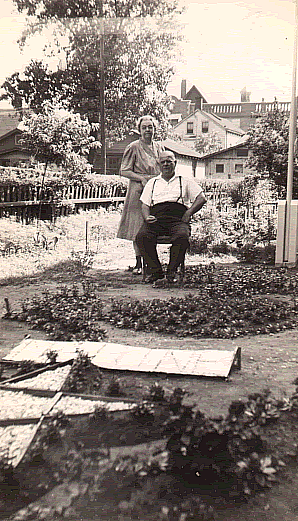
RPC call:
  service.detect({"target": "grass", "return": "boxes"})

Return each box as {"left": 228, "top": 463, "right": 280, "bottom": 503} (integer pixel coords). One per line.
{"left": 0, "top": 209, "right": 238, "bottom": 283}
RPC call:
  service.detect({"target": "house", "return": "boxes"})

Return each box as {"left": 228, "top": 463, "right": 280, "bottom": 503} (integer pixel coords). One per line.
{"left": 93, "top": 132, "right": 204, "bottom": 179}
{"left": 172, "top": 108, "right": 245, "bottom": 149}
{"left": 169, "top": 80, "right": 291, "bottom": 132}
{"left": 0, "top": 127, "right": 30, "bottom": 167}
{"left": 197, "top": 138, "right": 255, "bottom": 180}
{"left": 168, "top": 82, "right": 208, "bottom": 126}
{"left": 0, "top": 109, "right": 22, "bottom": 138}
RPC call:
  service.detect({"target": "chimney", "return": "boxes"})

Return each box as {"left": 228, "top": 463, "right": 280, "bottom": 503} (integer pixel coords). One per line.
{"left": 241, "top": 86, "right": 251, "bottom": 102}
{"left": 181, "top": 79, "right": 186, "bottom": 99}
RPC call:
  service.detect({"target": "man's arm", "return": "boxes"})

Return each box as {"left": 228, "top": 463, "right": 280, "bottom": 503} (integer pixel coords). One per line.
{"left": 181, "top": 192, "right": 207, "bottom": 223}
{"left": 141, "top": 203, "right": 157, "bottom": 223}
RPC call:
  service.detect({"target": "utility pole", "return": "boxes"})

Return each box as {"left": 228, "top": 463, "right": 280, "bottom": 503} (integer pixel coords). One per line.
{"left": 276, "top": 0, "right": 298, "bottom": 266}
{"left": 283, "top": 0, "right": 298, "bottom": 261}
{"left": 99, "top": 33, "right": 106, "bottom": 175}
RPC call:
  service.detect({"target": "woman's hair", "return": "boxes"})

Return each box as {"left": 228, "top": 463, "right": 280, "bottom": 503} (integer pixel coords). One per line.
{"left": 136, "top": 115, "right": 158, "bottom": 133}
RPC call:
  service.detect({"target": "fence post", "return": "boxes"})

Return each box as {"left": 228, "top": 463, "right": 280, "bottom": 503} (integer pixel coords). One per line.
{"left": 85, "top": 221, "right": 88, "bottom": 251}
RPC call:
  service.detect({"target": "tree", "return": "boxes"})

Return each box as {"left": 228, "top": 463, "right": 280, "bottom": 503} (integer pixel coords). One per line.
{"left": 246, "top": 109, "right": 295, "bottom": 195}
{"left": 194, "top": 131, "right": 223, "bottom": 155}
{"left": 19, "top": 100, "right": 99, "bottom": 179}
{"left": 2, "top": 0, "right": 183, "bottom": 141}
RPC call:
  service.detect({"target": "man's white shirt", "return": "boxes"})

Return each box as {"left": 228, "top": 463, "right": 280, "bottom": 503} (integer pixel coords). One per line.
{"left": 140, "top": 174, "right": 204, "bottom": 207}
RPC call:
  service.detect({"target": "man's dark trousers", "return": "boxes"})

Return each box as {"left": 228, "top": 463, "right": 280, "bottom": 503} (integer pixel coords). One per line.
{"left": 135, "top": 203, "right": 190, "bottom": 277}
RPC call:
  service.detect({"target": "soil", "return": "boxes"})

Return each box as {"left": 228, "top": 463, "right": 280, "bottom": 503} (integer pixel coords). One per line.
{"left": 1, "top": 262, "right": 298, "bottom": 520}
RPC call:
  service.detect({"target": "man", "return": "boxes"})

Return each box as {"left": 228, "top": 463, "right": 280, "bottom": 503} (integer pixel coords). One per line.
{"left": 135, "top": 150, "right": 207, "bottom": 285}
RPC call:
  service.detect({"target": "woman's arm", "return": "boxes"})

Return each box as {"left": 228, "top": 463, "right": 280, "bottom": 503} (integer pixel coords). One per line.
{"left": 121, "top": 170, "right": 155, "bottom": 187}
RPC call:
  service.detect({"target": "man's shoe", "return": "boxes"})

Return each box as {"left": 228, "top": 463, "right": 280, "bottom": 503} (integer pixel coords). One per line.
{"left": 145, "top": 272, "right": 164, "bottom": 284}
{"left": 166, "top": 272, "right": 178, "bottom": 284}
{"left": 152, "top": 276, "right": 169, "bottom": 288}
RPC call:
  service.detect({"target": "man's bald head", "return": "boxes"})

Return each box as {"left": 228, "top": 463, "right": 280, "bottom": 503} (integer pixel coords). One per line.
{"left": 159, "top": 150, "right": 176, "bottom": 164}
{"left": 159, "top": 150, "right": 177, "bottom": 180}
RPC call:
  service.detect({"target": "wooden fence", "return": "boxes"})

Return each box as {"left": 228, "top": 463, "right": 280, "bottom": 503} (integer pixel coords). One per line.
{"left": 0, "top": 182, "right": 279, "bottom": 224}
{"left": 0, "top": 183, "right": 126, "bottom": 223}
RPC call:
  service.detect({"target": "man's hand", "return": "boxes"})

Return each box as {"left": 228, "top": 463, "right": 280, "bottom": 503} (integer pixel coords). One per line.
{"left": 145, "top": 215, "right": 157, "bottom": 223}
{"left": 181, "top": 209, "right": 192, "bottom": 223}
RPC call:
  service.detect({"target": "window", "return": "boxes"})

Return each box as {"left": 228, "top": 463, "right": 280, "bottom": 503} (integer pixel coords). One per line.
{"left": 236, "top": 148, "right": 248, "bottom": 157}
{"left": 187, "top": 121, "right": 194, "bottom": 134}
{"left": 15, "top": 135, "right": 23, "bottom": 145}
{"left": 202, "top": 121, "right": 209, "bottom": 133}
{"left": 216, "top": 164, "right": 224, "bottom": 174}
{"left": 235, "top": 164, "right": 243, "bottom": 174}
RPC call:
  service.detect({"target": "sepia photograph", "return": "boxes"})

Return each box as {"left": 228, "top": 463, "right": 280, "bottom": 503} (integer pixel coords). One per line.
{"left": 0, "top": 0, "right": 298, "bottom": 519}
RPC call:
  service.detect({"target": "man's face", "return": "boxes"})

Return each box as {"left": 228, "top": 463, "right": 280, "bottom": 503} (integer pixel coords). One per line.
{"left": 159, "top": 152, "right": 176, "bottom": 180}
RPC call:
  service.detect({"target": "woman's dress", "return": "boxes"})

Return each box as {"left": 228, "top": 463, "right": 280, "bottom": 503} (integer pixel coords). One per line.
{"left": 117, "top": 139, "right": 164, "bottom": 241}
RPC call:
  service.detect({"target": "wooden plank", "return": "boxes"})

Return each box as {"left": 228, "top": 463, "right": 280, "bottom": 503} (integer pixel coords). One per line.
{"left": 6, "top": 340, "right": 241, "bottom": 379}
{"left": 14, "top": 392, "right": 62, "bottom": 468}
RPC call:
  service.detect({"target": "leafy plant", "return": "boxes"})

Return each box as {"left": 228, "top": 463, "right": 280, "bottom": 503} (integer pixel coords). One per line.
{"left": 137, "top": 390, "right": 288, "bottom": 500}
{"left": 131, "top": 403, "right": 155, "bottom": 424}
{"left": 148, "top": 383, "right": 166, "bottom": 403}
{"left": 63, "top": 350, "right": 102, "bottom": 394}
{"left": 70, "top": 250, "right": 95, "bottom": 276}
{"left": 89, "top": 405, "right": 108, "bottom": 424}
{"left": 10, "top": 285, "right": 106, "bottom": 342}
{"left": 45, "top": 349, "right": 58, "bottom": 364}
{"left": 106, "top": 377, "right": 124, "bottom": 397}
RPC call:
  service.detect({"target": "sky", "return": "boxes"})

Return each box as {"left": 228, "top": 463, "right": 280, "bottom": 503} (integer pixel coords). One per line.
{"left": 0, "top": 0, "right": 296, "bottom": 107}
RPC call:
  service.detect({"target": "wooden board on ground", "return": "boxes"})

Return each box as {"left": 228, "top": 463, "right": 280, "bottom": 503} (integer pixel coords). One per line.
{"left": 5, "top": 339, "right": 241, "bottom": 378}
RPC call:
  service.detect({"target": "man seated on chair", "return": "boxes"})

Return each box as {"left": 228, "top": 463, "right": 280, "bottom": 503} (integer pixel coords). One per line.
{"left": 135, "top": 150, "right": 207, "bottom": 285}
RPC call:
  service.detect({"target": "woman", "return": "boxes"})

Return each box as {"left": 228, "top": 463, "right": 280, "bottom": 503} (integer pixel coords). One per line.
{"left": 117, "top": 115, "right": 164, "bottom": 273}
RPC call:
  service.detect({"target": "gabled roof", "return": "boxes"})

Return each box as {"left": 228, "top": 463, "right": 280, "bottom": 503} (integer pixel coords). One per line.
{"left": 199, "top": 136, "right": 249, "bottom": 160}
{"left": 0, "top": 127, "right": 22, "bottom": 142}
{"left": 173, "top": 108, "right": 245, "bottom": 136}
{"left": 184, "top": 86, "right": 207, "bottom": 104}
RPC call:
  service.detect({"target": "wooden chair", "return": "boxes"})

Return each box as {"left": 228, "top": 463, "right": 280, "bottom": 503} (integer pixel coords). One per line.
{"left": 142, "top": 235, "right": 186, "bottom": 282}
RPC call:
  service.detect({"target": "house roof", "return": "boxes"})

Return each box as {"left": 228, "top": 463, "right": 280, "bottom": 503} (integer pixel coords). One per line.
{"left": 198, "top": 136, "right": 249, "bottom": 160}
{"left": 0, "top": 109, "right": 22, "bottom": 138}
{"left": 173, "top": 108, "right": 245, "bottom": 136}
{"left": 163, "top": 139, "right": 202, "bottom": 159}
{"left": 0, "top": 127, "right": 22, "bottom": 142}
{"left": 184, "top": 85, "right": 207, "bottom": 103}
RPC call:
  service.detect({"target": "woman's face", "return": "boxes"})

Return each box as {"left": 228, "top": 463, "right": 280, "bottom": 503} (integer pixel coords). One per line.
{"left": 140, "top": 118, "right": 154, "bottom": 141}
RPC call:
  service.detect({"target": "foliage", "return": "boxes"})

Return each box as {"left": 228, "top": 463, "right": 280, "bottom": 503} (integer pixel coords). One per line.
{"left": 4, "top": 0, "right": 184, "bottom": 142}
{"left": 106, "top": 265, "right": 298, "bottom": 338}
{"left": 131, "top": 403, "right": 155, "bottom": 424}
{"left": 45, "top": 349, "right": 58, "bottom": 364}
{"left": 63, "top": 350, "right": 103, "bottom": 394}
{"left": 189, "top": 196, "right": 278, "bottom": 254}
{"left": 126, "top": 390, "right": 289, "bottom": 505}
{"left": 194, "top": 131, "right": 223, "bottom": 155}
{"left": 89, "top": 405, "right": 108, "bottom": 424}
{"left": 246, "top": 109, "right": 296, "bottom": 195}
{"left": 11, "top": 0, "right": 182, "bottom": 18}
{"left": 105, "top": 377, "right": 124, "bottom": 397}
{"left": 19, "top": 100, "right": 99, "bottom": 179}
{"left": 148, "top": 383, "right": 166, "bottom": 402}
{"left": 70, "top": 250, "right": 95, "bottom": 276}
{"left": 9, "top": 285, "right": 106, "bottom": 342}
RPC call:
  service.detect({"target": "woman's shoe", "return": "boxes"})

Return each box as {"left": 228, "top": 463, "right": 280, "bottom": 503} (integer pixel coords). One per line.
{"left": 128, "top": 265, "right": 143, "bottom": 274}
